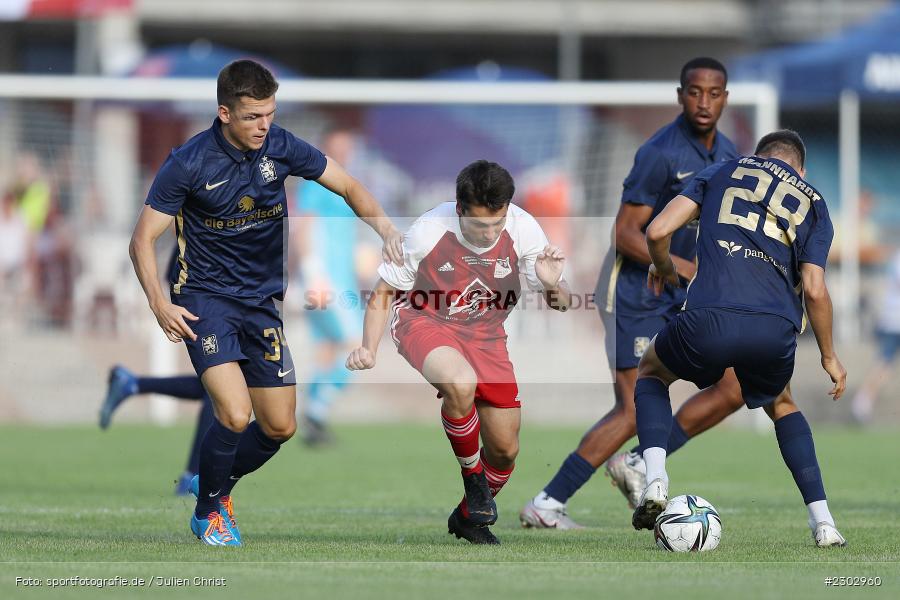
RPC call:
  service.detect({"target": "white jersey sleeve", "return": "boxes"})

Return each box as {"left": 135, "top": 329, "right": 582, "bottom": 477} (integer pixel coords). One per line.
{"left": 377, "top": 211, "right": 448, "bottom": 291}
{"left": 509, "top": 205, "right": 562, "bottom": 291}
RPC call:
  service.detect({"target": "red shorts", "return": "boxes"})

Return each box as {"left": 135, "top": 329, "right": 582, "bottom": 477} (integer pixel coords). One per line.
{"left": 391, "top": 316, "right": 520, "bottom": 409}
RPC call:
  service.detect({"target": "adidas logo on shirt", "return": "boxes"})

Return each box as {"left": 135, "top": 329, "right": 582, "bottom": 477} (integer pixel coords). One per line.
{"left": 438, "top": 262, "right": 454, "bottom": 272}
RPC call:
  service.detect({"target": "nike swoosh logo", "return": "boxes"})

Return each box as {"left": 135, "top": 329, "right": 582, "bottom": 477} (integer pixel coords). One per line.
{"left": 278, "top": 368, "right": 293, "bottom": 377}
{"left": 208, "top": 490, "right": 220, "bottom": 498}
{"left": 205, "top": 179, "right": 229, "bottom": 190}
{"left": 676, "top": 171, "right": 694, "bottom": 180}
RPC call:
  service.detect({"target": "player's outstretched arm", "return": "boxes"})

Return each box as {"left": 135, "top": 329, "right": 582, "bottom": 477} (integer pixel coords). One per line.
{"left": 346, "top": 277, "right": 398, "bottom": 371}
{"left": 129, "top": 205, "right": 199, "bottom": 343}
{"left": 535, "top": 245, "right": 572, "bottom": 311}
{"left": 800, "top": 262, "right": 847, "bottom": 400}
{"left": 315, "top": 157, "right": 403, "bottom": 266}
{"left": 645, "top": 195, "right": 701, "bottom": 296}
{"left": 615, "top": 202, "right": 696, "bottom": 280}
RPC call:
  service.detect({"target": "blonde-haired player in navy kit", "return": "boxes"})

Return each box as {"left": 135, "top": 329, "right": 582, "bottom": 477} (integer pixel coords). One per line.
{"left": 130, "top": 60, "right": 402, "bottom": 546}
{"left": 631, "top": 130, "right": 848, "bottom": 547}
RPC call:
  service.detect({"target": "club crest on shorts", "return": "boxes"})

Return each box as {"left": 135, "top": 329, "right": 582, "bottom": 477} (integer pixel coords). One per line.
{"left": 634, "top": 336, "right": 650, "bottom": 358}
{"left": 494, "top": 257, "right": 512, "bottom": 279}
{"left": 259, "top": 155, "right": 277, "bottom": 183}
{"left": 202, "top": 334, "right": 219, "bottom": 356}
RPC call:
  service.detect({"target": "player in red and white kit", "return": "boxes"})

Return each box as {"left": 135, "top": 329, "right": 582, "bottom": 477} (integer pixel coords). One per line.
{"left": 347, "top": 160, "right": 571, "bottom": 544}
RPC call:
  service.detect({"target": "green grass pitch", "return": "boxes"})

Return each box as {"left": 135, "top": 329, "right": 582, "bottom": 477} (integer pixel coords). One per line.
{"left": 1, "top": 423, "right": 897, "bottom": 599}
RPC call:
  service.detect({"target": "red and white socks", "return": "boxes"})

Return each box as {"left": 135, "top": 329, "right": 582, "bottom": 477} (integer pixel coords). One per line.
{"left": 441, "top": 405, "right": 482, "bottom": 475}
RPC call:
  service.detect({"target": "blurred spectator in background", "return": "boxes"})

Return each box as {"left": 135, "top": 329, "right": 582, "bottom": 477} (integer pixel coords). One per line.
{"left": 293, "top": 127, "right": 364, "bottom": 446}
{"left": 829, "top": 188, "right": 890, "bottom": 267}
{"left": 32, "top": 209, "right": 75, "bottom": 327}
{"left": 0, "top": 191, "right": 31, "bottom": 322}
{"left": 13, "top": 152, "right": 52, "bottom": 234}
{"left": 851, "top": 248, "right": 900, "bottom": 424}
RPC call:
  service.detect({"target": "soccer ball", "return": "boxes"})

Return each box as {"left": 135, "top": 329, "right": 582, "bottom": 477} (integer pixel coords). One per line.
{"left": 654, "top": 494, "right": 722, "bottom": 552}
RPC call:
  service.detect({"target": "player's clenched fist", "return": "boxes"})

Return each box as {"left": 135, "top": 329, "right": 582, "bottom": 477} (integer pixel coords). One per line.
{"left": 346, "top": 346, "right": 376, "bottom": 371}
{"left": 535, "top": 244, "right": 565, "bottom": 289}
{"left": 152, "top": 301, "right": 199, "bottom": 343}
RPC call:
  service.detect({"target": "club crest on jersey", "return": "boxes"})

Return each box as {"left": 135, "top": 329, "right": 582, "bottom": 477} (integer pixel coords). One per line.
{"left": 634, "top": 336, "right": 650, "bottom": 358}
{"left": 494, "top": 257, "right": 512, "bottom": 279}
{"left": 202, "top": 334, "right": 219, "bottom": 356}
{"left": 448, "top": 277, "right": 494, "bottom": 317}
{"left": 259, "top": 155, "right": 277, "bottom": 183}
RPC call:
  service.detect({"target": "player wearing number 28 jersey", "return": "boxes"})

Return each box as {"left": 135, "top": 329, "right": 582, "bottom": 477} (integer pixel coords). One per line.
{"left": 631, "top": 130, "right": 848, "bottom": 548}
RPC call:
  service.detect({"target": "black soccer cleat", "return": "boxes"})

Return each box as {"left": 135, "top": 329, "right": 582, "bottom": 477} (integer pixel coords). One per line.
{"left": 448, "top": 507, "right": 500, "bottom": 545}
{"left": 461, "top": 470, "right": 497, "bottom": 526}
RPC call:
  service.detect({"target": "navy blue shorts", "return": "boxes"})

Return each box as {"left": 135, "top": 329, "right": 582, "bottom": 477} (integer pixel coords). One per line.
{"left": 654, "top": 308, "right": 796, "bottom": 408}
{"left": 172, "top": 292, "right": 296, "bottom": 387}
{"left": 600, "top": 304, "right": 681, "bottom": 371}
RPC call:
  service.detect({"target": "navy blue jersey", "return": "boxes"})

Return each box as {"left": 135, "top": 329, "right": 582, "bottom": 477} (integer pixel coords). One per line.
{"left": 681, "top": 156, "right": 833, "bottom": 331}
{"left": 598, "top": 114, "right": 738, "bottom": 316}
{"left": 146, "top": 119, "right": 327, "bottom": 300}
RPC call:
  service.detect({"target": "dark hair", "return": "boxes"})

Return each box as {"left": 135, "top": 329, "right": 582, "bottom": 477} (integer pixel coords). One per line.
{"left": 680, "top": 57, "right": 728, "bottom": 88}
{"left": 217, "top": 60, "right": 279, "bottom": 109}
{"left": 755, "top": 129, "right": 806, "bottom": 168}
{"left": 456, "top": 160, "right": 515, "bottom": 213}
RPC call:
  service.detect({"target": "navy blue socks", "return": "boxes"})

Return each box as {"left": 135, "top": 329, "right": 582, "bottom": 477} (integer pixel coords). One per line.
{"left": 220, "top": 421, "right": 284, "bottom": 497}
{"left": 195, "top": 419, "right": 241, "bottom": 518}
{"left": 186, "top": 392, "right": 215, "bottom": 475}
{"left": 543, "top": 452, "right": 596, "bottom": 503}
{"left": 632, "top": 418, "right": 689, "bottom": 456}
{"left": 774, "top": 411, "right": 826, "bottom": 504}
{"left": 634, "top": 377, "right": 673, "bottom": 452}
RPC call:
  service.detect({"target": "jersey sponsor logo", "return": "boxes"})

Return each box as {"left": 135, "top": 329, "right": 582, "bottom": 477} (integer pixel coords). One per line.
{"left": 237, "top": 196, "right": 256, "bottom": 213}
{"left": 201, "top": 334, "right": 219, "bottom": 356}
{"left": 462, "top": 256, "right": 495, "bottom": 267}
{"left": 494, "top": 257, "right": 512, "bottom": 279}
{"left": 203, "top": 200, "right": 284, "bottom": 231}
{"left": 676, "top": 170, "right": 695, "bottom": 181}
{"left": 448, "top": 277, "right": 494, "bottom": 317}
{"left": 742, "top": 248, "right": 788, "bottom": 275}
{"left": 717, "top": 240, "right": 742, "bottom": 257}
{"left": 634, "top": 336, "right": 650, "bottom": 358}
{"left": 277, "top": 368, "right": 294, "bottom": 378}
{"left": 259, "top": 155, "right": 277, "bottom": 183}
{"left": 205, "top": 179, "right": 230, "bottom": 191}
{"left": 717, "top": 240, "right": 789, "bottom": 275}
{"left": 438, "top": 262, "right": 454, "bottom": 272}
